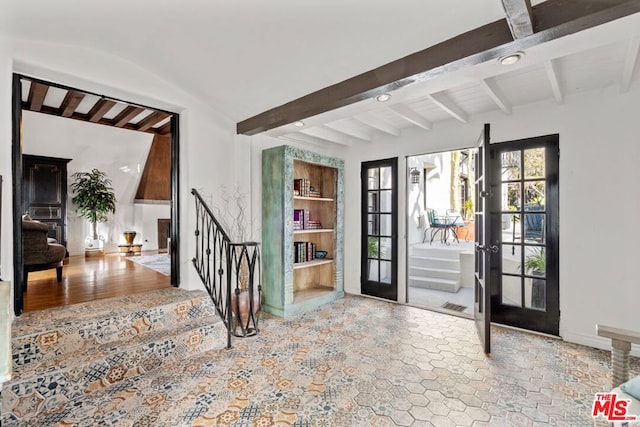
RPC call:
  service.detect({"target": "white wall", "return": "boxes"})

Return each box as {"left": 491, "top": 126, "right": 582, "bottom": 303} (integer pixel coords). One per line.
{"left": 133, "top": 203, "right": 171, "bottom": 251}
{"left": 342, "top": 84, "right": 640, "bottom": 353}
{"left": 0, "top": 37, "right": 239, "bottom": 308}
{"left": 0, "top": 42, "right": 12, "bottom": 284}
{"left": 22, "top": 111, "right": 154, "bottom": 255}
{"left": 407, "top": 151, "right": 457, "bottom": 245}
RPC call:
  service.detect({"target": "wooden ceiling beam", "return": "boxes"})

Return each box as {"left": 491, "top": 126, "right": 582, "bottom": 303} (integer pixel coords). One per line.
{"left": 113, "top": 106, "right": 145, "bottom": 127}
{"left": 480, "top": 78, "right": 512, "bottom": 115}
{"left": 428, "top": 93, "right": 468, "bottom": 123}
{"left": 137, "top": 111, "right": 171, "bottom": 132}
{"left": 545, "top": 59, "right": 563, "bottom": 104}
{"left": 28, "top": 82, "right": 49, "bottom": 112}
{"left": 88, "top": 99, "right": 117, "bottom": 122}
{"left": 353, "top": 114, "right": 401, "bottom": 136}
{"left": 29, "top": 104, "right": 167, "bottom": 136}
{"left": 389, "top": 104, "right": 432, "bottom": 130}
{"left": 324, "top": 121, "right": 372, "bottom": 142}
{"left": 502, "top": 0, "right": 534, "bottom": 39}
{"left": 157, "top": 121, "right": 172, "bottom": 135}
{"left": 237, "top": 0, "right": 640, "bottom": 136}
{"left": 59, "top": 90, "right": 85, "bottom": 118}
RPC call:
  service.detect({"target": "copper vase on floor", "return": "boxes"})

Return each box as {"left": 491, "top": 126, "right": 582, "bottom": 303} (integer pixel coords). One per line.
{"left": 123, "top": 231, "right": 137, "bottom": 245}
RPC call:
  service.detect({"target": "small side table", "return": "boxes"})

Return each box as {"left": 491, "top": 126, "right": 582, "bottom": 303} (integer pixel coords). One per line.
{"left": 118, "top": 244, "right": 143, "bottom": 256}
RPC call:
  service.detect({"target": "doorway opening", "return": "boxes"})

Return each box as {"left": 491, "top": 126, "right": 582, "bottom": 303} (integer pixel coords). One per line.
{"left": 406, "top": 148, "right": 477, "bottom": 318}
{"left": 12, "top": 74, "right": 180, "bottom": 315}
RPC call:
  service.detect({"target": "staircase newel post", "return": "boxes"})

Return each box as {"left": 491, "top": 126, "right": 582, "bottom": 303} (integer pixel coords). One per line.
{"left": 226, "top": 243, "right": 232, "bottom": 349}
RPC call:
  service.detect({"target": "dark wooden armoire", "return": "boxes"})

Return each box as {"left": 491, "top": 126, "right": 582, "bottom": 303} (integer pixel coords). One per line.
{"left": 22, "top": 155, "right": 72, "bottom": 250}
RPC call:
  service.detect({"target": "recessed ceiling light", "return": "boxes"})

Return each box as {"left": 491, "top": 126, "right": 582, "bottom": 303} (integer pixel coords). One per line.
{"left": 498, "top": 51, "right": 525, "bottom": 65}
{"left": 376, "top": 93, "right": 391, "bottom": 102}
{"left": 293, "top": 121, "right": 304, "bottom": 127}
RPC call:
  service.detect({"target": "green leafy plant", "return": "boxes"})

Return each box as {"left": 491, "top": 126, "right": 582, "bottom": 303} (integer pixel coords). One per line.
{"left": 71, "top": 169, "right": 117, "bottom": 240}
{"left": 462, "top": 199, "right": 474, "bottom": 221}
{"left": 367, "top": 237, "right": 379, "bottom": 258}
{"left": 524, "top": 247, "right": 545, "bottom": 275}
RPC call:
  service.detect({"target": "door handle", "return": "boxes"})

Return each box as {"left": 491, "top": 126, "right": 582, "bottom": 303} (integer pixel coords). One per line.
{"left": 475, "top": 244, "right": 499, "bottom": 254}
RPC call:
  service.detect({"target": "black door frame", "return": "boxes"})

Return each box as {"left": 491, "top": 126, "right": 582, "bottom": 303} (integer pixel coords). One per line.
{"left": 489, "top": 134, "right": 560, "bottom": 336}
{"left": 11, "top": 74, "right": 181, "bottom": 316}
{"left": 361, "top": 157, "right": 398, "bottom": 301}
{"left": 475, "top": 123, "right": 493, "bottom": 354}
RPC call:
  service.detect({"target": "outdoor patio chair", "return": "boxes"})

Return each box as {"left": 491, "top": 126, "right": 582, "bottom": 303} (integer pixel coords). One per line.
{"left": 524, "top": 204, "right": 545, "bottom": 242}
{"left": 424, "top": 208, "right": 460, "bottom": 245}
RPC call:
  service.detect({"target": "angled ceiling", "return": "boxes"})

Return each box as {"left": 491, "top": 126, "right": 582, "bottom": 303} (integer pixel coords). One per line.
{"left": 20, "top": 78, "right": 172, "bottom": 136}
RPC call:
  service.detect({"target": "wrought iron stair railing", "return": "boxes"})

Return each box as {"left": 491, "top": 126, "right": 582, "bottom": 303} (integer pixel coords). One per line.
{"left": 191, "top": 189, "right": 261, "bottom": 348}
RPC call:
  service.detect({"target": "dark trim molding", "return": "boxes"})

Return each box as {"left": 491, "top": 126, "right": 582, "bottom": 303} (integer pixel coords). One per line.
{"left": 170, "top": 114, "right": 180, "bottom": 287}
{"left": 237, "top": 0, "right": 640, "bottom": 136}
{"left": 12, "top": 74, "right": 24, "bottom": 316}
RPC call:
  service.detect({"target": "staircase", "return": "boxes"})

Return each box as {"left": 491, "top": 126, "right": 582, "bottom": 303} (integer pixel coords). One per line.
{"left": 1, "top": 287, "right": 224, "bottom": 425}
{"left": 408, "top": 244, "right": 474, "bottom": 292}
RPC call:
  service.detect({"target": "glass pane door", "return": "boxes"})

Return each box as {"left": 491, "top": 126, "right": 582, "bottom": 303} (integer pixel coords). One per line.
{"left": 490, "top": 136, "right": 559, "bottom": 336}
{"left": 361, "top": 158, "right": 397, "bottom": 301}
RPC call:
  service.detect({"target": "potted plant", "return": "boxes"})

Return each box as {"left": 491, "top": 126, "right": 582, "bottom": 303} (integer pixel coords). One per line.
{"left": 366, "top": 237, "right": 379, "bottom": 279}
{"left": 524, "top": 247, "right": 546, "bottom": 309}
{"left": 70, "top": 169, "right": 117, "bottom": 254}
{"left": 458, "top": 199, "right": 475, "bottom": 241}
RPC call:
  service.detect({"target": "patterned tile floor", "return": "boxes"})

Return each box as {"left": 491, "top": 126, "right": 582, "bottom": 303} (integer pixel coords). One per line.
{"left": 6, "top": 294, "right": 640, "bottom": 426}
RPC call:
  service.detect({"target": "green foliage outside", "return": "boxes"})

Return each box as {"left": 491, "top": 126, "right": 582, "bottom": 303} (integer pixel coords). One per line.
{"left": 524, "top": 247, "right": 545, "bottom": 274}
{"left": 367, "top": 237, "right": 379, "bottom": 258}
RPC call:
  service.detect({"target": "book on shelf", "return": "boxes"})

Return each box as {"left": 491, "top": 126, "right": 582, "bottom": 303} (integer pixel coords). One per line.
{"left": 293, "top": 241, "right": 316, "bottom": 264}
{"left": 294, "top": 178, "right": 311, "bottom": 197}
{"left": 293, "top": 209, "right": 311, "bottom": 230}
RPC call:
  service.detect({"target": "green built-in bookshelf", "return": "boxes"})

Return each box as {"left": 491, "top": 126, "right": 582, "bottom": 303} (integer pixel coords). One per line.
{"left": 262, "top": 145, "right": 344, "bottom": 317}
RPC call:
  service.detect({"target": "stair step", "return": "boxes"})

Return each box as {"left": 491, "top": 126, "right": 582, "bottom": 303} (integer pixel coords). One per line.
{"left": 1, "top": 290, "right": 226, "bottom": 425}
{"left": 2, "top": 344, "right": 233, "bottom": 426}
{"left": 409, "top": 276, "right": 461, "bottom": 292}
{"left": 409, "top": 255, "right": 459, "bottom": 270}
{"left": 408, "top": 266, "right": 460, "bottom": 281}
{"left": 11, "top": 288, "right": 214, "bottom": 370}
{"left": 410, "top": 246, "right": 465, "bottom": 259}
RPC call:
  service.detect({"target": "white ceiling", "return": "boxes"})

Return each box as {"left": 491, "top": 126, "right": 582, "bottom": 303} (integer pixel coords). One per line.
{"left": 1, "top": 1, "right": 639, "bottom": 147}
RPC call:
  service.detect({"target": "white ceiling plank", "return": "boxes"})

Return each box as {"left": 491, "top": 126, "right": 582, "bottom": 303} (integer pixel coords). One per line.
{"left": 324, "top": 120, "right": 372, "bottom": 142}
{"left": 428, "top": 92, "right": 469, "bottom": 123}
{"left": 621, "top": 36, "right": 640, "bottom": 93}
{"left": 389, "top": 104, "right": 432, "bottom": 130}
{"left": 300, "top": 126, "right": 354, "bottom": 146}
{"left": 480, "top": 78, "right": 512, "bottom": 115}
{"left": 545, "top": 59, "right": 563, "bottom": 104}
{"left": 353, "top": 114, "right": 401, "bottom": 136}
{"left": 501, "top": 0, "right": 534, "bottom": 39}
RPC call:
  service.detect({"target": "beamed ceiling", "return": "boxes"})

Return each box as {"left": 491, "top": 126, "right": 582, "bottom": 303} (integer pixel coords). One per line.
{"left": 239, "top": 0, "right": 640, "bottom": 147}
{"left": 20, "top": 79, "right": 172, "bottom": 136}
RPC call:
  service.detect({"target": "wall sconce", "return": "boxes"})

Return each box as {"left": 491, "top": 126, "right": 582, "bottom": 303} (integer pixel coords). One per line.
{"left": 409, "top": 167, "right": 421, "bottom": 184}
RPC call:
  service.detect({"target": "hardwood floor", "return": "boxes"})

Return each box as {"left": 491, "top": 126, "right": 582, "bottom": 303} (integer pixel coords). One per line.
{"left": 23, "top": 252, "right": 171, "bottom": 312}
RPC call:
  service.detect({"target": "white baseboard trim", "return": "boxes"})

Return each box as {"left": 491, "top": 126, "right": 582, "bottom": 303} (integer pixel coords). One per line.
{"left": 562, "top": 331, "right": 640, "bottom": 357}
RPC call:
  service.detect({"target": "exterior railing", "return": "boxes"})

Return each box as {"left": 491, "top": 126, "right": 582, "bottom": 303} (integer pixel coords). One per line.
{"left": 191, "top": 189, "right": 261, "bottom": 348}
